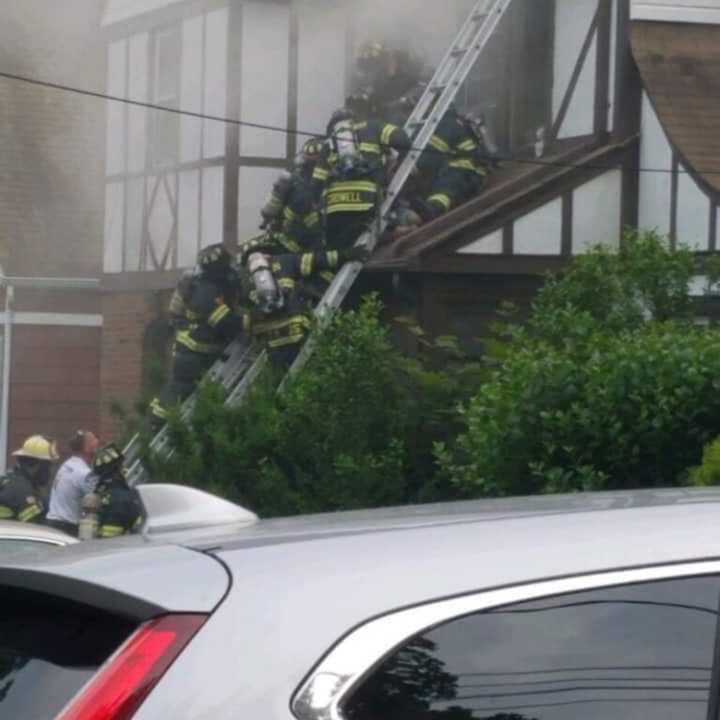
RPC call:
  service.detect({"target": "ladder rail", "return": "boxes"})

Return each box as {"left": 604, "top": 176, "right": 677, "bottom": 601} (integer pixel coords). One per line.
{"left": 279, "top": 0, "right": 513, "bottom": 388}
{"left": 125, "top": 0, "right": 514, "bottom": 477}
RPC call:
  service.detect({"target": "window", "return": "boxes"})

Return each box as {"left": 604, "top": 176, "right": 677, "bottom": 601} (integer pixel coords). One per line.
{"left": 0, "top": 588, "right": 135, "bottom": 718}
{"left": 344, "top": 576, "right": 720, "bottom": 720}
{"left": 150, "top": 27, "right": 181, "bottom": 167}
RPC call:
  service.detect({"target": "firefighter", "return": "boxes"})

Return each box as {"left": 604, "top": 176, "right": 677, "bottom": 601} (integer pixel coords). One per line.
{"left": 412, "top": 103, "right": 491, "bottom": 223}
{"left": 315, "top": 99, "right": 411, "bottom": 252}
{"left": 356, "top": 41, "right": 424, "bottom": 120}
{"left": 0, "top": 435, "right": 59, "bottom": 523}
{"left": 258, "top": 138, "right": 326, "bottom": 253}
{"left": 250, "top": 246, "right": 369, "bottom": 369}
{"left": 149, "top": 243, "right": 250, "bottom": 428}
{"left": 92, "top": 443, "right": 142, "bottom": 539}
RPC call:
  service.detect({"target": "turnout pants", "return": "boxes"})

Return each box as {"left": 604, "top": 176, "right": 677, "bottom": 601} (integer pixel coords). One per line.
{"left": 421, "top": 168, "right": 486, "bottom": 221}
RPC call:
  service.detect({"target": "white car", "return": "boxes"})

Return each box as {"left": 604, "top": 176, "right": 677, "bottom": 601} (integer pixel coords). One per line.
{"left": 0, "top": 519, "right": 78, "bottom": 553}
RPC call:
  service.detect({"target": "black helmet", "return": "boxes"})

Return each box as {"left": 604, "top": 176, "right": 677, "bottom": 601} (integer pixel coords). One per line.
{"left": 92, "top": 443, "right": 125, "bottom": 480}
{"left": 198, "top": 244, "right": 231, "bottom": 273}
{"left": 346, "top": 91, "right": 374, "bottom": 118}
{"left": 326, "top": 109, "right": 354, "bottom": 138}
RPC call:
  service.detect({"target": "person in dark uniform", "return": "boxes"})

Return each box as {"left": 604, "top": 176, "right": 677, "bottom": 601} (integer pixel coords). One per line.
{"left": 0, "top": 435, "right": 59, "bottom": 524}
{"left": 258, "top": 138, "right": 326, "bottom": 254}
{"left": 92, "top": 443, "right": 143, "bottom": 539}
{"left": 149, "top": 243, "right": 251, "bottom": 428}
{"left": 314, "top": 99, "right": 411, "bottom": 252}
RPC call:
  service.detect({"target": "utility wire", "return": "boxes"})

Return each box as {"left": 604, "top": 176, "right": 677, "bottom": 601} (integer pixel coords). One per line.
{"left": 1, "top": 68, "right": 718, "bottom": 177}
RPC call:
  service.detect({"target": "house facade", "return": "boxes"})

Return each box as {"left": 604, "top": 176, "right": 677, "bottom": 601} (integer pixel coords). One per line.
{"left": 93, "top": 0, "right": 720, "bottom": 434}
{"left": 0, "top": 0, "right": 106, "bottom": 464}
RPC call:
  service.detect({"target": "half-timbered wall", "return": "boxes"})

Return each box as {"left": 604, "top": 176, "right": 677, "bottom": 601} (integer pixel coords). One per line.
{"left": 457, "top": 168, "right": 623, "bottom": 257}
{"left": 638, "top": 92, "right": 718, "bottom": 251}
{"left": 105, "top": 5, "right": 232, "bottom": 273}
{"left": 551, "top": 0, "right": 616, "bottom": 141}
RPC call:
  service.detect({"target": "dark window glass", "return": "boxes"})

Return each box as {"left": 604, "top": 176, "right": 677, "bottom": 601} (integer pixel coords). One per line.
{"left": 345, "top": 576, "right": 720, "bottom": 720}
{"left": 0, "top": 588, "right": 135, "bottom": 718}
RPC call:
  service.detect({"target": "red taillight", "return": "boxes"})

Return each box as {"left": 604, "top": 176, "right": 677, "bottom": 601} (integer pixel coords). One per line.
{"left": 56, "top": 614, "right": 207, "bottom": 720}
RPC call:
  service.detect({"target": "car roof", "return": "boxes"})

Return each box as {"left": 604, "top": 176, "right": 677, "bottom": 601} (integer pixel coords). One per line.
{"left": 130, "top": 487, "right": 720, "bottom": 720}
{"left": 0, "top": 520, "right": 77, "bottom": 544}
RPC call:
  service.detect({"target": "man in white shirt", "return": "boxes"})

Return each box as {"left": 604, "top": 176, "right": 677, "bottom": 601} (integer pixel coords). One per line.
{"left": 46, "top": 430, "right": 99, "bottom": 536}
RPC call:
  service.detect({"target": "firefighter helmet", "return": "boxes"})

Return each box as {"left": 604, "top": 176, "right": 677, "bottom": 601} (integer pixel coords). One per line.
{"left": 326, "top": 108, "right": 354, "bottom": 138}
{"left": 301, "top": 138, "right": 324, "bottom": 163}
{"left": 346, "top": 91, "right": 374, "bottom": 118}
{"left": 358, "top": 41, "right": 386, "bottom": 73}
{"left": 12, "top": 435, "right": 59, "bottom": 461}
{"left": 92, "top": 443, "right": 125, "bottom": 479}
{"left": 198, "top": 244, "right": 231, "bottom": 273}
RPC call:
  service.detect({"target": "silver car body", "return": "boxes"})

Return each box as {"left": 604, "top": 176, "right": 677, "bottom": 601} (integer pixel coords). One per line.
{"left": 0, "top": 519, "right": 78, "bottom": 547}
{"left": 3, "top": 486, "right": 720, "bottom": 719}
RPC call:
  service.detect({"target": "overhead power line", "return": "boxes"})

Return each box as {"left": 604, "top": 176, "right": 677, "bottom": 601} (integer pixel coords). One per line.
{"left": 1, "top": 68, "right": 719, "bottom": 177}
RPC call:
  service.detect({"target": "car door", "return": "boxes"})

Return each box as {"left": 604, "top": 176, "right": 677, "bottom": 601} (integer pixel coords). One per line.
{"left": 294, "top": 561, "right": 720, "bottom": 720}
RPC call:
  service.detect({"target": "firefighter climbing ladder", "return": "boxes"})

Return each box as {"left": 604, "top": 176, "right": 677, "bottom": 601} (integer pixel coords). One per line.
{"left": 124, "top": 0, "right": 512, "bottom": 486}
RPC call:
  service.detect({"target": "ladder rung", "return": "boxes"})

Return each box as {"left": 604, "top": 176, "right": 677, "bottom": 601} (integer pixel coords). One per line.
{"left": 430, "top": 84, "right": 447, "bottom": 93}
{"left": 451, "top": 48, "right": 468, "bottom": 58}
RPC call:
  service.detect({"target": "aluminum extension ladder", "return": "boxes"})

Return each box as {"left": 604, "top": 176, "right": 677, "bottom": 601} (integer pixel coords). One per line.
{"left": 124, "top": 0, "right": 512, "bottom": 484}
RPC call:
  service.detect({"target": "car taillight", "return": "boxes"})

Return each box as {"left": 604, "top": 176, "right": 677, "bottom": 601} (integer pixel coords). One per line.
{"left": 56, "top": 613, "right": 207, "bottom": 720}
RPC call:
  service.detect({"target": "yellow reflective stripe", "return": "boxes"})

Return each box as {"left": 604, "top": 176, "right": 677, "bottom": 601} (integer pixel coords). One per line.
{"left": 429, "top": 193, "right": 452, "bottom": 210}
{"left": 326, "top": 203, "right": 375, "bottom": 214}
{"left": 313, "top": 167, "right": 329, "bottom": 181}
{"left": 283, "top": 206, "right": 297, "bottom": 220}
{"left": 18, "top": 504, "right": 42, "bottom": 523}
{"left": 320, "top": 271, "right": 335, "bottom": 284}
{"left": 281, "top": 237, "right": 301, "bottom": 253}
{"left": 327, "top": 251, "right": 339, "bottom": 269}
{"left": 300, "top": 254, "right": 313, "bottom": 277}
{"left": 175, "top": 331, "right": 223, "bottom": 355}
{"left": 268, "top": 334, "right": 306, "bottom": 349}
{"left": 380, "top": 124, "right": 399, "bottom": 146}
{"left": 0, "top": 505, "right": 13, "bottom": 519}
{"left": 359, "top": 142, "right": 381, "bottom": 154}
{"left": 449, "top": 159, "right": 487, "bottom": 175}
{"left": 430, "top": 136, "right": 451, "bottom": 154}
{"left": 457, "top": 139, "right": 477, "bottom": 152}
{"left": 99, "top": 525, "right": 125, "bottom": 538}
{"left": 150, "top": 398, "right": 168, "bottom": 419}
{"left": 278, "top": 278, "right": 296, "bottom": 290}
{"left": 304, "top": 212, "right": 320, "bottom": 228}
{"left": 354, "top": 121, "right": 368, "bottom": 130}
{"left": 327, "top": 181, "right": 377, "bottom": 193}
{"left": 208, "top": 304, "right": 230, "bottom": 327}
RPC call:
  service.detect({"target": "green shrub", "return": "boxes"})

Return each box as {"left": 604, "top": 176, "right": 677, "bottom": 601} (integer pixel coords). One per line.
{"left": 689, "top": 437, "right": 720, "bottom": 487}
{"left": 439, "top": 323, "right": 720, "bottom": 495}
{"left": 147, "top": 296, "right": 472, "bottom": 516}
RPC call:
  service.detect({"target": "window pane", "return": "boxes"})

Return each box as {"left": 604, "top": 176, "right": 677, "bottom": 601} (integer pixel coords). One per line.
{"left": 345, "top": 576, "right": 720, "bottom": 720}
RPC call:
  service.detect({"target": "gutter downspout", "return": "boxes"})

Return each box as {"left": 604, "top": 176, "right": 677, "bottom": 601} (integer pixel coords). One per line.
{"left": 0, "top": 271, "right": 12, "bottom": 474}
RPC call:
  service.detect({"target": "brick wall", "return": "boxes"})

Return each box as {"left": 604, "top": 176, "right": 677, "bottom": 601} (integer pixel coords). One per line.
{"left": 100, "top": 290, "right": 172, "bottom": 441}
{"left": 8, "top": 325, "right": 101, "bottom": 458}
{"left": 0, "top": 0, "right": 105, "bottom": 277}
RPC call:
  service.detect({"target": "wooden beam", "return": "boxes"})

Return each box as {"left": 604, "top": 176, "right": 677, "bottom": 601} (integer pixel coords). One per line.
{"left": 286, "top": 1, "right": 299, "bottom": 162}
{"left": 503, "top": 224, "right": 514, "bottom": 255}
{"left": 561, "top": 191, "right": 573, "bottom": 256}
{"left": 594, "top": 0, "right": 612, "bottom": 136}
{"left": 670, "top": 152, "right": 679, "bottom": 249}
{"left": 710, "top": 201, "right": 717, "bottom": 253}
{"left": 223, "top": 2, "right": 242, "bottom": 247}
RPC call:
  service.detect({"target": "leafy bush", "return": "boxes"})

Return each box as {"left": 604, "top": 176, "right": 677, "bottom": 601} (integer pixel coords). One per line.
{"left": 439, "top": 324, "right": 720, "bottom": 495}
{"left": 439, "top": 230, "right": 718, "bottom": 496}
{"left": 147, "top": 296, "right": 473, "bottom": 516}
{"left": 689, "top": 437, "right": 720, "bottom": 487}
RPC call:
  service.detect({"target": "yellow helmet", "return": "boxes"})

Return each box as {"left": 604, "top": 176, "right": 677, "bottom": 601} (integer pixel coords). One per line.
{"left": 13, "top": 435, "right": 59, "bottom": 462}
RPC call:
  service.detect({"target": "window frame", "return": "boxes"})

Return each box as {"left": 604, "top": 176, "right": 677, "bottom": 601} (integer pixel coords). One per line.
{"left": 292, "top": 559, "right": 720, "bottom": 720}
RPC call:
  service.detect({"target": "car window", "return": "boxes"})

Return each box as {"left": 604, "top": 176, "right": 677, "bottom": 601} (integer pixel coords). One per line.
{"left": 0, "top": 588, "right": 135, "bottom": 718}
{"left": 344, "top": 576, "right": 720, "bottom": 720}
